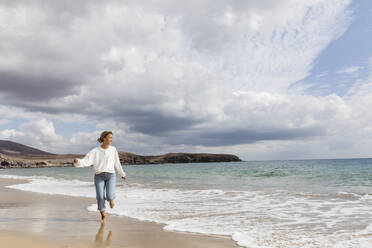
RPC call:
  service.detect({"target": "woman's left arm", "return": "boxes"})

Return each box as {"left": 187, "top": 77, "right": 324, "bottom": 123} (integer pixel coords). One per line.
{"left": 114, "top": 148, "right": 126, "bottom": 179}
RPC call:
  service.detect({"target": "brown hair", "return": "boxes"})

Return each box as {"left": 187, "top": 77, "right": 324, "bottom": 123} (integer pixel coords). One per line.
{"left": 97, "top": 131, "right": 113, "bottom": 143}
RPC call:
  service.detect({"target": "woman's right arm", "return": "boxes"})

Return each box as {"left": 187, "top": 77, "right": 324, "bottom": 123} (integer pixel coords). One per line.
{"left": 74, "top": 149, "right": 95, "bottom": 168}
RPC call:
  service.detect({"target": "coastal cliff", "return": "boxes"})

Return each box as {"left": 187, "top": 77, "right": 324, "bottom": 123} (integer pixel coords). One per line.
{"left": 0, "top": 140, "right": 241, "bottom": 168}
{"left": 118, "top": 152, "right": 241, "bottom": 164}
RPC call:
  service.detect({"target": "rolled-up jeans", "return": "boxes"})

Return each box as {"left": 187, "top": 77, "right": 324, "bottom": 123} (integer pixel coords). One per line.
{"left": 94, "top": 172, "right": 116, "bottom": 211}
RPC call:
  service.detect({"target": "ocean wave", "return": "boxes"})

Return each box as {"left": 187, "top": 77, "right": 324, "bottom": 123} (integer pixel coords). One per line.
{"left": 1, "top": 174, "right": 372, "bottom": 248}
{"left": 252, "top": 170, "right": 287, "bottom": 177}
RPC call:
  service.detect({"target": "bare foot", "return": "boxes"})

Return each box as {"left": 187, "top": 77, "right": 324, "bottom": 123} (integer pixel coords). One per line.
{"left": 109, "top": 200, "right": 114, "bottom": 209}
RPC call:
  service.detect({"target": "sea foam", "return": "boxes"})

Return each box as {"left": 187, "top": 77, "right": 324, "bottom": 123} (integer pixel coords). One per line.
{"left": 1, "top": 174, "right": 372, "bottom": 248}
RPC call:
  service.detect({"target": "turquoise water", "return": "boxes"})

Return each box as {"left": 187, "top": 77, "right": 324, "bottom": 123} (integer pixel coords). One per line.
{"left": 2, "top": 159, "right": 372, "bottom": 193}
{"left": 1, "top": 159, "right": 372, "bottom": 247}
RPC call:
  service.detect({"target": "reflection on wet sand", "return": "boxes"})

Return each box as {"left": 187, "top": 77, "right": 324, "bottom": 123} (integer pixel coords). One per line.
{"left": 95, "top": 223, "right": 112, "bottom": 247}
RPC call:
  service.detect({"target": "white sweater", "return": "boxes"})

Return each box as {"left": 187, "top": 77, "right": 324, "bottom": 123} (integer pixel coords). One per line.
{"left": 74, "top": 145, "right": 126, "bottom": 177}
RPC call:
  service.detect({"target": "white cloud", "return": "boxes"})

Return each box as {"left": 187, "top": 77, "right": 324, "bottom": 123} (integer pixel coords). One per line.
{"left": 336, "top": 66, "right": 362, "bottom": 74}
{"left": 10, "top": 119, "right": 66, "bottom": 153}
{"left": 225, "top": 91, "right": 350, "bottom": 130}
{"left": 4, "top": 0, "right": 372, "bottom": 160}
{"left": 0, "top": 129, "right": 25, "bottom": 140}
{"left": 0, "top": 119, "right": 12, "bottom": 125}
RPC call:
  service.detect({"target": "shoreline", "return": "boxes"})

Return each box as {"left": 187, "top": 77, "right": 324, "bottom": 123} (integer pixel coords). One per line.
{"left": 0, "top": 178, "right": 240, "bottom": 248}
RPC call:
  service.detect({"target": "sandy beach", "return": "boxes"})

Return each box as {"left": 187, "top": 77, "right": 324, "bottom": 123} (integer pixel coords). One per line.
{"left": 0, "top": 178, "right": 239, "bottom": 248}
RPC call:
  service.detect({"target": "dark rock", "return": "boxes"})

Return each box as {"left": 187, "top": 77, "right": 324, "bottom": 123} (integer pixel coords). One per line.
{"left": 1, "top": 160, "right": 10, "bottom": 166}
{"left": 118, "top": 152, "right": 241, "bottom": 165}
{"left": 0, "top": 140, "right": 242, "bottom": 168}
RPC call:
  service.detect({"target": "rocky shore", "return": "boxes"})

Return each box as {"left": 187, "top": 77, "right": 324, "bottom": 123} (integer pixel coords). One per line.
{"left": 0, "top": 152, "right": 241, "bottom": 169}
{"left": 118, "top": 151, "right": 241, "bottom": 164}
{"left": 0, "top": 139, "right": 241, "bottom": 169}
{"left": 0, "top": 153, "right": 75, "bottom": 169}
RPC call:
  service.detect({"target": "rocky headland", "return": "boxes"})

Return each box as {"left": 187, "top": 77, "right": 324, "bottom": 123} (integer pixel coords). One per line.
{"left": 0, "top": 140, "right": 241, "bottom": 169}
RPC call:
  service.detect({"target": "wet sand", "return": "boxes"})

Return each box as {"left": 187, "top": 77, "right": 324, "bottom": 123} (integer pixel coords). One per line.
{"left": 0, "top": 178, "right": 240, "bottom": 248}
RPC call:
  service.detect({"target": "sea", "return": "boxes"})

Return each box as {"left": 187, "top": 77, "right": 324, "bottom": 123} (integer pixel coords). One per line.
{"left": 1, "top": 159, "right": 372, "bottom": 248}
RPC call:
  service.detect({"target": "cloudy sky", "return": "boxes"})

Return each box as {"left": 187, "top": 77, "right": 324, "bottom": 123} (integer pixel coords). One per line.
{"left": 1, "top": 0, "right": 372, "bottom": 160}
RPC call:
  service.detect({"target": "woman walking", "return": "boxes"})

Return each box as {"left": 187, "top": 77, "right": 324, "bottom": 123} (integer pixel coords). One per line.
{"left": 73, "top": 131, "right": 126, "bottom": 223}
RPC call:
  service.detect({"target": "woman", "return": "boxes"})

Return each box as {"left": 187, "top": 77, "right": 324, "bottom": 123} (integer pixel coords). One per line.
{"left": 73, "top": 131, "right": 126, "bottom": 223}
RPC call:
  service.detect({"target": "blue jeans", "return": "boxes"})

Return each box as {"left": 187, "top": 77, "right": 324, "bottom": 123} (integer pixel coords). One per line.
{"left": 94, "top": 172, "right": 116, "bottom": 211}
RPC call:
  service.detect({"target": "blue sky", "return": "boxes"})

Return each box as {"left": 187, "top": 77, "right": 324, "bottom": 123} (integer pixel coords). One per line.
{"left": 297, "top": 0, "right": 372, "bottom": 97}
{"left": 0, "top": 0, "right": 372, "bottom": 160}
